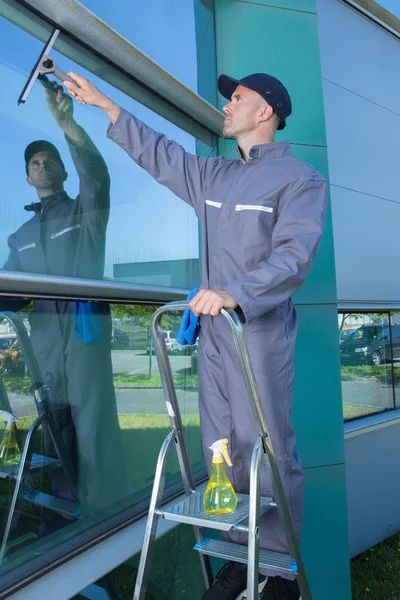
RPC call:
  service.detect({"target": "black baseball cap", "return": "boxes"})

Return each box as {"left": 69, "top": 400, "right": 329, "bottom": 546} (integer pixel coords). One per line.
{"left": 218, "top": 73, "right": 292, "bottom": 130}
{"left": 24, "top": 141, "right": 65, "bottom": 175}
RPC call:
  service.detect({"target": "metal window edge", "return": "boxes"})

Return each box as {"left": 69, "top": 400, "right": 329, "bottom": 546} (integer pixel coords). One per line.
{"left": 338, "top": 303, "right": 400, "bottom": 311}
{"left": 17, "top": 0, "right": 224, "bottom": 136}
{"left": 344, "top": 408, "right": 400, "bottom": 437}
{"left": 7, "top": 514, "right": 179, "bottom": 600}
{"left": 0, "top": 271, "right": 189, "bottom": 304}
{"left": 341, "top": 0, "right": 400, "bottom": 39}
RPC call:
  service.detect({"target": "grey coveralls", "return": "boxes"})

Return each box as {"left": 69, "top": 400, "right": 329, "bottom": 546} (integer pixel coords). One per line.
{"left": 0, "top": 135, "right": 128, "bottom": 512}
{"left": 108, "top": 109, "right": 327, "bottom": 571}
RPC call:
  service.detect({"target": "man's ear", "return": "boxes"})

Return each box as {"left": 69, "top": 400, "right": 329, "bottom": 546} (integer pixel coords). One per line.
{"left": 26, "top": 176, "right": 33, "bottom": 187}
{"left": 63, "top": 170, "right": 68, "bottom": 183}
{"left": 258, "top": 103, "right": 274, "bottom": 124}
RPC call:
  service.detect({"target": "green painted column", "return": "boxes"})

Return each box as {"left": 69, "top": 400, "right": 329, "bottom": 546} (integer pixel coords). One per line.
{"left": 214, "top": 1, "right": 351, "bottom": 598}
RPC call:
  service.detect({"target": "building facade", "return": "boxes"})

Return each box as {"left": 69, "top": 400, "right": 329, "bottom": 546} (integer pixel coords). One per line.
{"left": 0, "top": 0, "right": 398, "bottom": 598}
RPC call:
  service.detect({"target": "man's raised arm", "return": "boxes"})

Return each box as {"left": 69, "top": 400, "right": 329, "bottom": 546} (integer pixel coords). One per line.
{"left": 64, "top": 73, "right": 221, "bottom": 214}
{"left": 46, "top": 81, "right": 110, "bottom": 228}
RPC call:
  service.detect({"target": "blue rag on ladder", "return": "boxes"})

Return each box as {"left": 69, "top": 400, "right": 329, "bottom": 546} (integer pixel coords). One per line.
{"left": 73, "top": 302, "right": 104, "bottom": 344}
{"left": 177, "top": 286, "right": 200, "bottom": 346}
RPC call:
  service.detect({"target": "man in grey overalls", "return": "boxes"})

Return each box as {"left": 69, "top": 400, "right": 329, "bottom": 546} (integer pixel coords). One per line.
{"left": 65, "top": 71, "right": 327, "bottom": 600}
{"left": 0, "top": 82, "right": 128, "bottom": 517}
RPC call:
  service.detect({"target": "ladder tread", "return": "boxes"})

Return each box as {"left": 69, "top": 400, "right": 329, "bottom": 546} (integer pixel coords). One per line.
{"left": 194, "top": 538, "right": 297, "bottom": 575}
{"left": 159, "top": 486, "right": 274, "bottom": 532}
{"left": 23, "top": 491, "right": 79, "bottom": 518}
{"left": 79, "top": 583, "right": 112, "bottom": 600}
{"left": 0, "top": 454, "right": 61, "bottom": 479}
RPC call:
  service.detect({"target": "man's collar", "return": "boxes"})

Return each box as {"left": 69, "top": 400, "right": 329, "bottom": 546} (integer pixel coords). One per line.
{"left": 24, "top": 190, "right": 68, "bottom": 212}
{"left": 236, "top": 141, "right": 291, "bottom": 161}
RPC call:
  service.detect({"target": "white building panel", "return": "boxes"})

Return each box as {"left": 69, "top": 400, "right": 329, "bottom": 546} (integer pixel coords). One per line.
{"left": 317, "top": 0, "right": 400, "bottom": 303}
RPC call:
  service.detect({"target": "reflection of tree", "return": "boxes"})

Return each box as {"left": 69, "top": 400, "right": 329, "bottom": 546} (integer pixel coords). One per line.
{"left": 110, "top": 304, "right": 181, "bottom": 332}
{"left": 339, "top": 312, "right": 388, "bottom": 337}
{"left": 339, "top": 313, "right": 362, "bottom": 336}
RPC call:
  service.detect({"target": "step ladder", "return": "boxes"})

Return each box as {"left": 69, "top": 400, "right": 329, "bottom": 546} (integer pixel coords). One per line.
{"left": 133, "top": 302, "right": 312, "bottom": 600}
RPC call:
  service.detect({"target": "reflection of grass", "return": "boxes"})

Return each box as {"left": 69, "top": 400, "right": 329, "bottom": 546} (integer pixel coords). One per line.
{"left": 343, "top": 404, "right": 383, "bottom": 420}
{"left": 13, "top": 413, "right": 203, "bottom": 496}
{"left": 113, "top": 370, "right": 199, "bottom": 389}
{"left": 341, "top": 365, "right": 400, "bottom": 383}
{"left": 2, "top": 376, "right": 32, "bottom": 394}
{"left": 119, "top": 413, "right": 199, "bottom": 429}
{"left": 2, "top": 369, "right": 199, "bottom": 394}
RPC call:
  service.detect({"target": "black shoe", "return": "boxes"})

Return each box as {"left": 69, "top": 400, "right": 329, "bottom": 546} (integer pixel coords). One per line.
{"left": 260, "top": 576, "right": 300, "bottom": 600}
{"left": 201, "top": 561, "right": 266, "bottom": 600}
{"left": 201, "top": 562, "right": 247, "bottom": 600}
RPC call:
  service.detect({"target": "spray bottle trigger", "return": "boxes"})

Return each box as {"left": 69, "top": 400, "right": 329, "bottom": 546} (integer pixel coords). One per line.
{"left": 220, "top": 439, "right": 233, "bottom": 467}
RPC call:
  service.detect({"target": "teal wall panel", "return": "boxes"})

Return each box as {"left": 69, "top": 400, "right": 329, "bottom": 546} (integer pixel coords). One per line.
{"left": 302, "top": 464, "right": 351, "bottom": 600}
{"left": 293, "top": 304, "right": 345, "bottom": 468}
{"left": 215, "top": 0, "right": 327, "bottom": 146}
{"left": 194, "top": 0, "right": 218, "bottom": 108}
{"left": 237, "top": 0, "right": 316, "bottom": 13}
{"left": 215, "top": 1, "right": 351, "bottom": 598}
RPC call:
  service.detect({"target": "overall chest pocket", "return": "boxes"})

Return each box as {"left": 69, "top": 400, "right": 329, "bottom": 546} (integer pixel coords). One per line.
{"left": 229, "top": 203, "right": 276, "bottom": 249}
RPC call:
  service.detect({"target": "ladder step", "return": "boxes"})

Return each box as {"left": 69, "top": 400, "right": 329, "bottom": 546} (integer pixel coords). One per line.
{"left": 0, "top": 454, "right": 61, "bottom": 480}
{"left": 6, "top": 531, "right": 38, "bottom": 551}
{"left": 158, "top": 488, "right": 274, "bottom": 532}
{"left": 23, "top": 491, "right": 80, "bottom": 518}
{"left": 194, "top": 538, "right": 298, "bottom": 576}
{"left": 79, "top": 584, "right": 111, "bottom": 600}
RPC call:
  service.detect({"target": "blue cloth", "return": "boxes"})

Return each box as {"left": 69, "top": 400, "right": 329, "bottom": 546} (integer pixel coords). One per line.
{"left": 177, "top": 286, "right": 200, "bottom": 346}
{"left": 73, "top": 302, "right": 104, "bottom": 344}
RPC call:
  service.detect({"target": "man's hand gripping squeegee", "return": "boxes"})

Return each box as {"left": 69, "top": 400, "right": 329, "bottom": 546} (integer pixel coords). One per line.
{"left": 18, "top": 28, "right": 78, "bottom": 105}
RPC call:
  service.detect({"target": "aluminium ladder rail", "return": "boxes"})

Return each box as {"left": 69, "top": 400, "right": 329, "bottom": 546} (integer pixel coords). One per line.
{"left": 133, "top": 302, "right": 312, "bottom": 600}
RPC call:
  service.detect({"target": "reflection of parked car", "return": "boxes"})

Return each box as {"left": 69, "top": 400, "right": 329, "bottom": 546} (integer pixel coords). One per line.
{"left": 339, "top": 329, "right": 355, "bottom": 343}
{"left": 146, "top": 330, "right": 178, "bottom": 354}
{"left": 112, "top": 328, "right": 130, "bottom": 349}
{"left": 340, "top": 324, "right": 400, "bottom": 366}
{"left": 0, "top": 335, "right": 26, "bottom": 375}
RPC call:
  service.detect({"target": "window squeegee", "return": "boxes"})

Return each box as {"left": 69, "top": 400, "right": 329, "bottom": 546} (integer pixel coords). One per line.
{"left": 18, "top": 28, "right": 76, "bottom": 105}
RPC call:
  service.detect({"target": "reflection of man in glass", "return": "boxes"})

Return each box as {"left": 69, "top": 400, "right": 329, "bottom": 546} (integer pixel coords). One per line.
{"left": 0, "top": 82, "right": 127, "bottom": 515}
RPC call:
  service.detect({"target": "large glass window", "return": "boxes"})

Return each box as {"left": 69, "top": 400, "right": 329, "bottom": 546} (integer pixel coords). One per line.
{"left": 339, "top": 311, "right": 399, "bottom": 420}
{"left": 0, "top": 4, "right": 213, "bottom": 594}
{"left": 0, "top": 14, "right": 215, "bottom": 289}
{"left": 0, "top": 299, "right": 202, "bottom": 589}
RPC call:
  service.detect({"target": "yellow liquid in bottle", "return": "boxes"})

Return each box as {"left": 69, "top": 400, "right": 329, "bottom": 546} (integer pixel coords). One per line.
{"left": 203, "top": 464, "right": 237, "bottom": 514}
{"left": 0, "top": 428, "right": 21, "bottom": 466}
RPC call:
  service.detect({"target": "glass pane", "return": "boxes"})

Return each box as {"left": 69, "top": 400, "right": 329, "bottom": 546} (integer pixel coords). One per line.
{"left": 0, "top": 10, "right": 206, "bottom": 591}
{"left": 389, "top": 311, "right": 400, "bottom": 410}
{"left": 78, "top": 0, "right": 200, "bottom": 92}
{"left": 339, "top": 312, "right": 395, "bottom": 420}
{"left": 0, "top": 300, "right": 203, "bottom": 587}
{"left": 0, "top": 17, "right": 203, "bottom": 290}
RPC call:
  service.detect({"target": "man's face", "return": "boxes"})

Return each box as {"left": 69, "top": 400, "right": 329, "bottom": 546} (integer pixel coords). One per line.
{"left": 26, "top": 151, "right": 66, "bottom": 190}
{"left": 222, "top": 85, "right": 268, "bottom": 139}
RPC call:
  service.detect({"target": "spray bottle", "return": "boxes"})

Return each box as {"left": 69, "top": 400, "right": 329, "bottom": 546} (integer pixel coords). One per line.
{"left": 203, "top": 438, "right": 237, "bottom": 515}
{"left": 0, "top": 410, "right": 20, "bottom": 466}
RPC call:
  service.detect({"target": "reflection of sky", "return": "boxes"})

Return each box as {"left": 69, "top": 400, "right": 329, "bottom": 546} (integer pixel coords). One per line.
{"left": 78, "top": 0, "right": 198, "bottom": 92}
{"left": 0, "top": 15, "right": 200, "bottom": 279}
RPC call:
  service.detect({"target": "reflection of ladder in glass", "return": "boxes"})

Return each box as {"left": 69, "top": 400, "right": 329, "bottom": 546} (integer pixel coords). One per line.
{"left": 0, "top": 312, "right": 119, "bottom": 600}
{"left": 0, "top": 311, "right": 79, "bottom": 563}
{"left": 133, "top": 303, "right": 312, "bottom": 600}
